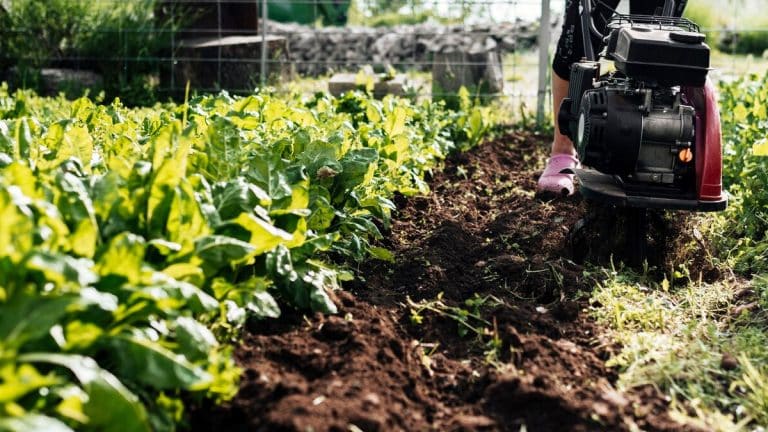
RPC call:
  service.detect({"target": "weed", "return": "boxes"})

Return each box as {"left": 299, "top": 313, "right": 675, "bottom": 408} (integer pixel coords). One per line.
{"left": 407, "top": 292, "right": 508, "bottom": 365}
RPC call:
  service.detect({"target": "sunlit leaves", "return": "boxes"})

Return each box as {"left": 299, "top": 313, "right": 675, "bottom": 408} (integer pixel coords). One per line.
{"left": 0, "top": 86, "right": 486, "bottom": 431}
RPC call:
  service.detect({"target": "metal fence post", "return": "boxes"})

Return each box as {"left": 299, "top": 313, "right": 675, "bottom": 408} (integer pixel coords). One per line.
{"left": 536, "top": 0, "right": 551, "bottom": 126}
{"left": 261, "top": 0, "right": 268, "bottom": 87}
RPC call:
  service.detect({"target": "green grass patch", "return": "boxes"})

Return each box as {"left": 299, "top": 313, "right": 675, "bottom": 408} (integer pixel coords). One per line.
{"left": 589, "top": 267, "right": 768, "bottom": 429}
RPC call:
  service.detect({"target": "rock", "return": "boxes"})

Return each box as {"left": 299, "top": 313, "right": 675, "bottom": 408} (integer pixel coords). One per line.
{"left": 721, "top": 352, "right": 739, "bottom": 371}
{"left": 259, "top": 19, "right": 539, "bottom": 77}
{"left": 349, "top": 413, "right": 385, "bottom": 432}
{"left": 432, "top": 46, "right": 504, "bottom": 108}
{"left": 5, "top": 68, "right": 104, "bottom": 97}
{"left": 328, "top": 73, "right": 407, "bottom": 98}
{"left": 452, "top": 414, "right": 496, "bottom": 430}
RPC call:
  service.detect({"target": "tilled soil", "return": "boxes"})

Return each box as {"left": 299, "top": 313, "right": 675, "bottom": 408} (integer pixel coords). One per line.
{"left": 190, "top": 130, "right": 701, "bottom": 432}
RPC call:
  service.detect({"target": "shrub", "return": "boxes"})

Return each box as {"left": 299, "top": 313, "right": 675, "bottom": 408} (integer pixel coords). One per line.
{"left": 0, "top": 0, "right": 176, "bottom": 105}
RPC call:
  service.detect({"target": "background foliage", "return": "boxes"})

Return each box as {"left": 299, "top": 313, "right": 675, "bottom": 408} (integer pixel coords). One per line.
{"left": 712, "top": 71, "right": 768, "bottom": 274}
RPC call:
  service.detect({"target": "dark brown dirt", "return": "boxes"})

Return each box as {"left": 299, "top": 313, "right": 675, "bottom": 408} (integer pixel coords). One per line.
{"left": 189, "top": 129, "right": 703, "bottom": 432}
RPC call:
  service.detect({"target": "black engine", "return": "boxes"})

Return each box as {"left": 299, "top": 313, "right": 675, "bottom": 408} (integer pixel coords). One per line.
{"left": 558, "top": 17, "right": 710, "bottom": 196}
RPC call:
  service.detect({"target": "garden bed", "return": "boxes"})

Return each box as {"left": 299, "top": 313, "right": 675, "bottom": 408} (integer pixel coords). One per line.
{"left": 189, "top": 131, "right": 696, "bottom": 432}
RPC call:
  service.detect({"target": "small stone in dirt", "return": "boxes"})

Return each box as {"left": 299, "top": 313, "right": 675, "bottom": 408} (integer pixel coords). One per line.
{"left": 732, "top": 302, "right": 760, "bottom": 317}
{"left": 592, "top": 401, "right": 612, "bottom": 418}
{"left": 600, "top": 387, "right": 629, "bottom": 407}
{"left": 474, "top": 260, "right": 487, "bottom": 268}
{"left": 721, "top": 352, "right": 739, "bottom": 371}
{"left": 535, "top": 306, "right": 548, "bottom": 314}
{"left": 452, "top": 414, "right": 496, "bottom": 430}
{"left": 363, "top": 392, "right": 381, "bottom": 406}
{"left": 349, "top": 413, "right": 386, "bottom": 432}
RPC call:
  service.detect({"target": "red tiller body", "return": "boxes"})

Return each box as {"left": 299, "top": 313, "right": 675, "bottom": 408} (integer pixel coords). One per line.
{"left": 684, "top": 80, "right": 726, "bottom": 202}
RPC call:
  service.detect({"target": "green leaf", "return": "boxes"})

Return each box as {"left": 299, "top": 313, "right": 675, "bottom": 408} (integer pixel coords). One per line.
{"left": 734, "top": 103, "right": 748, "bottom": 122}
{"left": 195, "top": 235, "right": 255, "bottom": 272}
{"left": 0, "top": 363, "right": 61, "bottom": 404}
{"left": 248, "top": 291, "right": 281, "bottom": 319}
{"left": 753, "top": 138, "right": 768, "bottom": 157}
{"left": 54, "top": 172, "right": 98, "bottom": 248}
{"left": 369, "top": 246, "right": 395, "bottom": 262}
{"left": 0, "top": 186, "right": 36, "bottom": 263}
{"left": 175, "top": 317, "right": 218, "bottom": 361}
{"left": 161, "top": 263, "right": 205, "bottom": 286}
{"left": 142, "top": 277, "right": 219, "bottom": 314}
{"left": 266, "top": 245, "right": 296, "bottom": 279}
{"left": 165, "top": 180, "right": 211, "bottom": 248}
{"left": 334, "top": 148, "right": 378, "bottom": 197}
{"left": 26, "top": 252, "right": 98, "bottom": 288}
{"left": 96, "top": 232, "right": 146, "bottom": 284}
{"left": 297, "top": 140, "right": 343, "bottom": 181}
{"left": 213, "top": 177, "right": 272, "bottom": 220}
{"left": 13, "top": 118, "right": 33, "bottom": 160}
{"left": 383, "top": 105, "right": 407, "bottom": 137}
{"left": 106, "top": 335, "right": 212, "bottom": 390}
{"left": 0, "top": 152, "right": 11, "bottom": 167}
{"left": 0, "top": 294, "right": 78, "bottom": 350}
{"left": 62, "top": 321, "right": 104, "bottom": 351}
{"left": 291, "top": 233, "right": 339, "bottom": 261}
{"left": 147, "top": 161, "right": 182, "bottom": 238}
{"left": 210, "top": 278, "right": 280, "bottom": 319}
{"left": 19, "top": 353, "right": 151, "bottom": 432}
{"left": 0, "top": 414, "right": 73, "bottom": 432}
{"left": 247, "top": 155, "right": 293, "bottom": 201}
{"left": 282, "top": 263, "right": 338, "bottom": 314}
{"left": 78, "top": 287, "right": 119, "bottom": 311}
{"left": 230, "top": 213, "right": 293, "bottom": 256}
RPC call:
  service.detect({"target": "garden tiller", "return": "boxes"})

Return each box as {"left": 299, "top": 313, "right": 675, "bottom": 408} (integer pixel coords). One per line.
{"left": 558, "top": 0, "right": 728, "bottom": 263}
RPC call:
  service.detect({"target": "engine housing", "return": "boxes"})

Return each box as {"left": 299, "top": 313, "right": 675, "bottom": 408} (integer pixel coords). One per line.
{"left": 558, "top": 17, "right": 708, "bottom": 196}
{"left": 576, "top": 85, "right": 695, "bottom": 188}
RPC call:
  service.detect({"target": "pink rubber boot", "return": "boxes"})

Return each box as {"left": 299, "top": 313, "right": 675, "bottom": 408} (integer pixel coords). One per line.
{"left": 536, "top": 153, "right": 580, "bottom": 197}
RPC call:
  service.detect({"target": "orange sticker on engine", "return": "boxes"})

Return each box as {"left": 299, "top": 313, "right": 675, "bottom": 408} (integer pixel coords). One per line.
{"left": 679, "top": 148, "right": 693, "bottom": 163}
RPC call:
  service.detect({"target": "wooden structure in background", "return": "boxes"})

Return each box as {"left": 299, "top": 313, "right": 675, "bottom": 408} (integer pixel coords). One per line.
{"left": 157, "top": 1, "right": 289, "bottom": 95}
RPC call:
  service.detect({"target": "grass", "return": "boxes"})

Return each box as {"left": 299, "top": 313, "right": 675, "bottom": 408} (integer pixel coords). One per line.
{"left": 588, "top": 264, "right": 768, "bottom": 430}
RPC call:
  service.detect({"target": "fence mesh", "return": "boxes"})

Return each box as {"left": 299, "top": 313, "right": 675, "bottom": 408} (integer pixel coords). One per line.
{"left": 0, "top": 0, "right": 765, "bottom": 116}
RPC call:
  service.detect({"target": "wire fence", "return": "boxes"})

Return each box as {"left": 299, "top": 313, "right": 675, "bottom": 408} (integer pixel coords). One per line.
{"left": 0, "top": 0, "right": 766, "bottom": 118}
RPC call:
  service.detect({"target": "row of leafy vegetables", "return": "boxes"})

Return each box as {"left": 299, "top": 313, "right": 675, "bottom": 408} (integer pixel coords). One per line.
{"left": 0, "top": 86, "right": 489, "bottom": 431}
{"left": 714, "top": 71, "right": 768, "bottom": 276}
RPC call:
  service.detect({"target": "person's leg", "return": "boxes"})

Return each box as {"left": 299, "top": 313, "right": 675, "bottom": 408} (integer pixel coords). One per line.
{"left": 551, "top": 73, "right": 574, "bottom": 156}
{"left": 536, "top": 71, "right": 579, "bottom": 196}
{"left": 538, "top": 0, "right": 619, "bottom": 196}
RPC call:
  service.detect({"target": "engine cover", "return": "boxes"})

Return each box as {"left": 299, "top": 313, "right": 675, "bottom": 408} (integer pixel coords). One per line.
{"left": 606, "top": 26, "right": 710, "bottom": 86}
{"left": 576, "top": 85, "right": 695, "bottom": 187}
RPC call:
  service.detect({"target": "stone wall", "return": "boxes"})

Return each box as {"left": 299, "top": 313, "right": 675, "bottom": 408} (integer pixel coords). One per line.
{"left": 262, "top": 20, "right": 540, "bottom": 76}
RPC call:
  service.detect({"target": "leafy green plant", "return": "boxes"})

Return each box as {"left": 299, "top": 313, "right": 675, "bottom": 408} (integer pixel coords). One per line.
{"left": 0, "top": 85, "right": 489, "bottom": 430}
{"left": 709, "top": 72, "right": 768, "bottom": 274}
